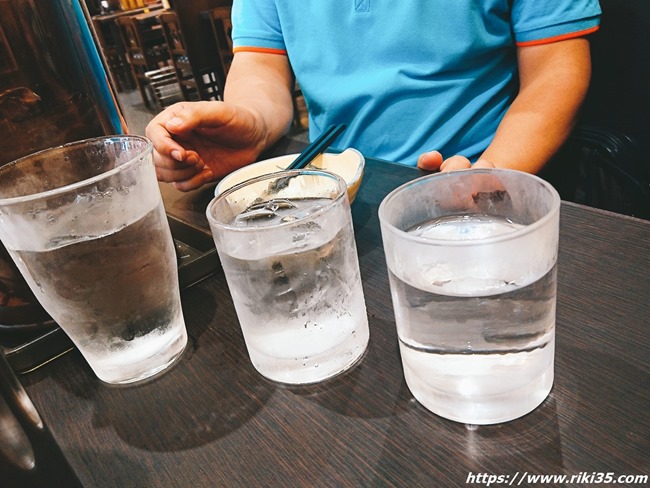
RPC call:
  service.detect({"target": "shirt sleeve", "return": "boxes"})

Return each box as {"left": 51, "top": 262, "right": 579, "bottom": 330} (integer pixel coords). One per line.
{"left": 511, "top": 0, "right": 602, "bottom": 46}
{"left": 231, "top": 0, "right": 287, "bottom": 53}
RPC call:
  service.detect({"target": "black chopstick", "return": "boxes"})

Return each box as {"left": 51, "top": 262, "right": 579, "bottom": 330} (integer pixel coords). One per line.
{"left": 285, "top": 124, "right": 346, "bottom": 170}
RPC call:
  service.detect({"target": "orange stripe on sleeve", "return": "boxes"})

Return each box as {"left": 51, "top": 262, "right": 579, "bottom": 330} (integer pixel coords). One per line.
{"left": 233, "top": 46, "right": 288, "bottom": 55}
{"left": 516, "top": 25, "right": 600, "bottom": 47}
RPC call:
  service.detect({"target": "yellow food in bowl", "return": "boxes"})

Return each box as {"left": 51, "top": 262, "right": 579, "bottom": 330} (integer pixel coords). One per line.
{"left": 215, "top": 148, "right": 365, "bottom": 203}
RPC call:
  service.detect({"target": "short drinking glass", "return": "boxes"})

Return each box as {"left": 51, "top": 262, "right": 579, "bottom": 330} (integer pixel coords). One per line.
{"left": 378, "top": 169, "right": 560, "bottom": 424}
{"left": 207, "top": 169, "right": 369, "bottom": 384}
{"left": 0, "top": 136, "right": 188, "bottom": 384}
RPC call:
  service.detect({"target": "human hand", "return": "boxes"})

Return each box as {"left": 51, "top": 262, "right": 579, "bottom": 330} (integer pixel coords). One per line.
{"left": 417, "top": 151, "right": 510, "bottom": 215}
{"left": 145, "top": 101, "right": 267, "bottom": 191}
{"left": 417, "top": 151, "right": 495, "bottom": 172}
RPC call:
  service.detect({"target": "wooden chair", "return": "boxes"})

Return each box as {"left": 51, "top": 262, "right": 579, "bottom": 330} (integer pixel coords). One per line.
{"left": 144, "top": 66, "right": 183, "bottom": 110}
{"left": 115, "top": 14, "right": 178, "bottom": 108}
{"left": 200, "top": 6, "right": 233, "bottom": 100}
{"left": 158, "top": 11, "right": 200, "bottom": 102}
{"left": 91, "top": 16, "right": 134, "bottom": 92}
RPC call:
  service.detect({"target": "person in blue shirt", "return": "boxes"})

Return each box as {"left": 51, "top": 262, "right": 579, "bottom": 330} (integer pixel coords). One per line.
{"left": 147, "top": 0, "right": 601, "bottom": 191}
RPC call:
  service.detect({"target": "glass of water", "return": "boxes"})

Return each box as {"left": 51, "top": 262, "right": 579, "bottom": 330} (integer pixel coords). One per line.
{"left": 206, "top": 169, "right": 369, "bottom": 384}
{"left": 0, "top": 136, "right": 188, "bottom": 384}
{"left": 378, "top": 169, "right": 560, "bottom": 424}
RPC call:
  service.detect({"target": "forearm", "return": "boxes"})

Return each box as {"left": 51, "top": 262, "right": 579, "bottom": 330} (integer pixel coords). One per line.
{"left": 224, "top": 52, "right": 296, "bottom": 156}
{"left": 480, "top": 38, "right": 592, "bottom": 174}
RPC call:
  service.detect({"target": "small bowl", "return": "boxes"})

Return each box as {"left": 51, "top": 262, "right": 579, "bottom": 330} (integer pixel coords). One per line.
{"left": 215, "top": 148, "right": 365, "bottom": 203}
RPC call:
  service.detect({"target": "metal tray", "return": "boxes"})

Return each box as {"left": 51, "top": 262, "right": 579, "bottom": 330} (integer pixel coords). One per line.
{"left": 0, "top": 214, "right": 220, "bottom": 374}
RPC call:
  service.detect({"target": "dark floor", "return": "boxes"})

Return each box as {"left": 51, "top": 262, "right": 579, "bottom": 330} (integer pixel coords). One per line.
{"left": 116, "top": 89, "right": 310, "bottom": 142}
{"left": 116, "top": 89, "right": 161, "bottom": 136}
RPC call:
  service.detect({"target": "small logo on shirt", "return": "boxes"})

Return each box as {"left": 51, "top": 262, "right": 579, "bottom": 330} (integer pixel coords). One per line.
{"left": 355, "top": 0, "right": 369, "bottom": 13}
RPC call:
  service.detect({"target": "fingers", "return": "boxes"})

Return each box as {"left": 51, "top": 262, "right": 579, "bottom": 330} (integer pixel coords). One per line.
{"left": 472, "top": 158, "right": 496, "bottom": 170}
{"left": 145, "top": 104, "right": 218, "bottom": 192}
{"left": 440, "top": 155, "right": 472, "bottom": 172}
{"left": 155, "top": 148, "right": 213, "bottom": 182}
{"left": 417, "top": 151, "right": 444, "bottom": 171}
{"left": 172, "top": 168, "right": 216, "bottom": 192}
{"left": 145, "top": 103, "right": 192, "bottom": 162}
{"left": 147, "top": 101, "right": 225, "bottom": 137}
{"left": 152, "top": 146, "right": 206, "bottom": 180}
{"left": 418, "top": 152, "right": 497, "bottom": 173}
{"left": 155, "top": 161, "right": 201, "bottom": 183}
{"left": 146, "top": 103, "right": 218, "bottom": 184}
{"left": 145, "top": 100, "right": 227, "bottom": 162}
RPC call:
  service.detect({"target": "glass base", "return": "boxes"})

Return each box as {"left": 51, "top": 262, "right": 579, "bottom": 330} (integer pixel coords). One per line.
{"left": 406, "top": 362, "right": 554, "bottom": 425}
{"left": 92, "top": 327, "right": 188, "bottom": 385}
{"left": 251, "top": 329, "right": 370, "bottom": 385}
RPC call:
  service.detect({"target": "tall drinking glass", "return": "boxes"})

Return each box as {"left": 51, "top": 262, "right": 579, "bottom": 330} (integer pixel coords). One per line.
{"left": 207, "top": 169, "right": 369, "bottom": 384}
{"left": 0, "top": 136, "right": 187, "bottom": 384}
{"left": 379, "top": 169, "right": 560, "bottom": 424}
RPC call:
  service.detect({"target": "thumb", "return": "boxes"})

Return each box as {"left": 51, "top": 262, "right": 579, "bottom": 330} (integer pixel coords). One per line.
{"left": 472, "top": 158, "right": 496, "bottom": 170}
{"left": 417, "top": 150, "right": 444, "bottom": 171}
{"left": 163, "top": 101, "right": 228, "bottom": 136}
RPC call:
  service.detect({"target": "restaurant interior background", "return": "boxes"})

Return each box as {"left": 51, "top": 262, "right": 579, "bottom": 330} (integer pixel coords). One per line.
{"left": 0, "top": 0, "right": 648, "bottom": 218}
{"left": 85, "top": 0, "right": 309, "bottom": 139}
{"left": 0, "top": 0, "right": 308, "bottom": 164}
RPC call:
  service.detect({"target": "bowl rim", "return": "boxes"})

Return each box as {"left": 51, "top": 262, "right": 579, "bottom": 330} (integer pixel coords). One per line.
{"left": 214, "top": 148, "right": 364, "bottom": 196}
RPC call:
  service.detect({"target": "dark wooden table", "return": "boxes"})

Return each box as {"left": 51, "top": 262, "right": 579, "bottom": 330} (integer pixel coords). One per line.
{"left": 16, "top": 143, "right": 650, "bottom": 487}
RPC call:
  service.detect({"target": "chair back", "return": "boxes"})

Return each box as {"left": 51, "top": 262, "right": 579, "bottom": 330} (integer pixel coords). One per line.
{"left": 159, "top": 11, "right": 199, "bottom": 101}
{"left": 115, "top": 13, "right": 176, "bottom": 108}
{"left": 201, "top": 6, "right": 233, "bottom": 94}
{"left": 544, "top": 0, "right": 650, "bottom": 219}
{"left": 115, "top": 15, "right": 168, "bottom": 70}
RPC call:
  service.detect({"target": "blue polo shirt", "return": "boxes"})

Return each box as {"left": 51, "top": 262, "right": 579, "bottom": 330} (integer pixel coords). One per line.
{"left": 231, "top": 1, "right": 601, "bottom": 166}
